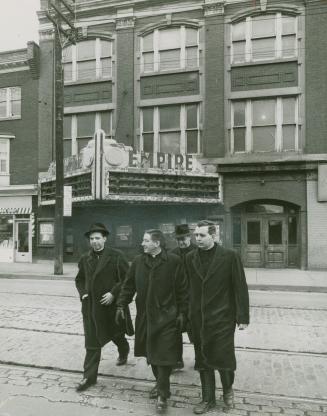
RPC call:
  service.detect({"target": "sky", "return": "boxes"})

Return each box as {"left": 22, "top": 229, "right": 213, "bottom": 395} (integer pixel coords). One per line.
{"left": 0, "top": 0, "right": 40, "bottom": 52}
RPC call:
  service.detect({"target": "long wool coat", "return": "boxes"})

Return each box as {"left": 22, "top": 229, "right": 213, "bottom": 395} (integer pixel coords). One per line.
{"left": 75, "top": 247, "right": 134, "bottom": 349}
{"left": 185, "top": 244, "right": 249, "bottom": 371}
{"left": 117, "top": 250, "right": 188, "bottom": 366}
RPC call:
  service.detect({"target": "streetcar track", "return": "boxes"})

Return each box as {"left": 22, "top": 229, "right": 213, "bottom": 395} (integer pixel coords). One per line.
{"left": 0, "top": 290, "right": 326, "bottom": 311}
{"left": 0, "top": 325, "right": 326, "bottom": 356}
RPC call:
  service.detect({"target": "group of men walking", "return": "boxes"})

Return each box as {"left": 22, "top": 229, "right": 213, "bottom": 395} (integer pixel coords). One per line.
{"left": 75, "top": 220, "right": 250, "bottom": 414}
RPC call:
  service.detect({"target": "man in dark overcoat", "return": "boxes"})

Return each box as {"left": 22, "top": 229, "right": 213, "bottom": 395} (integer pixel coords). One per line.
{"left": 116, "top": 229, "right": 188, "bottom": 413}
{"left": 171, "top": 223, "right": 196, "bottom": 368}
{"left": 185, "top": 220, "right": 249, "bottom": 414}
{"left": 75, "top": 223, "right": 134, "bottom": 392}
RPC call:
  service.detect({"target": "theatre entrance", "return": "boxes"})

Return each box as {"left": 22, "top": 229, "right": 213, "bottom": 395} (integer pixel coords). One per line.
{"left": 232, "top": 201, "right": 299, "bottom": 268}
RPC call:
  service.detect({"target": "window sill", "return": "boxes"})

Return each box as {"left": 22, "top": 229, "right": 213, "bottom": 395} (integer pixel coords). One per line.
{"left": 0, "top": 116, "right": 21, "bottom": 122}
{"left": 229, "top": 57, "right": 298, "bottom": 68}
{"left": 64, "top": 78, "right": 113, "bottom": 86}
{"left": 140, "top": 68, "right": 200, "bottom": 77}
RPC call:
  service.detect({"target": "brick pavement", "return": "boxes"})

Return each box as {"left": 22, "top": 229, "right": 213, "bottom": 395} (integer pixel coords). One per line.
{"left": 0, "top": 327, "right": 326, "bottom": 400}
{"left": 0, "top": 364, "right": 326, "bottom": 416}
{"left": 0, "top": 292, "right": 326, "bottom": 354}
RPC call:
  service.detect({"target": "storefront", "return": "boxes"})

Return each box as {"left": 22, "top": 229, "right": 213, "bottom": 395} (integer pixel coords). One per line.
{"left": 0, "top": 187, "right": 37, "bottom": 263}
{"left": 38, "top": 133, "right": 222, "bottom": 261}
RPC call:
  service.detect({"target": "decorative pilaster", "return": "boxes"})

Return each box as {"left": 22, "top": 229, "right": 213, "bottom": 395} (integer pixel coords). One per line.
{"left": 203, "top": 0, "right": 225, "bottom": 17}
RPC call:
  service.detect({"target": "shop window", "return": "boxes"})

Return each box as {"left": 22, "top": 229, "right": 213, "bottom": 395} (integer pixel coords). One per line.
{"left": 231, "top": 97, "right": 300, "bottom": 153}
{"left": 63, "top": 38, "right": 113, "bottom": 82}
{"left": 115, "top": 225, "right": 133, "bottom": 247}
{"left": 140, "top": 104, "right": 200, "bottom": 154}
{"left": 38, "top": 220, "right": 55, "bottom": 246}
{"left": 64, "top": 111, "right": 112, "bottom": 155}
{"left": 141, "top": 26, "right": 199, "bottom": 73}
{"left": 0, "top": 216, "right": 13, "bottom": 249}
{"left": 0, "top": 87, "right": 21, "bottom": 119}
{"left": 231, "top": 13, "right": 297, "bottom": 63}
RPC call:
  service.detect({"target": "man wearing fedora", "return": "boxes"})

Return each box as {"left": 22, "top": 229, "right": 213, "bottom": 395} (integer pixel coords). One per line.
{"left": 75, "top": 223, "right": 134, "bottom": 392}
{"left": 171, "top": 223, "right": 196, "bottom": 369}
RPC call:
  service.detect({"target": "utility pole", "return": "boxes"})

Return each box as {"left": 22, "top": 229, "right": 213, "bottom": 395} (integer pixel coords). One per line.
{"left": 46, "top": 0, "right": 77, "bottom": 274}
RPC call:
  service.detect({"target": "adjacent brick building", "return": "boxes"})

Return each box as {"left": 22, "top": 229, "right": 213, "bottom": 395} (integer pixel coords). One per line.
{"left": 0, "top": 42, "right": 40, "bottom": 262}
{"left": 36, "top": 0, "right": 327, "bottom": 268}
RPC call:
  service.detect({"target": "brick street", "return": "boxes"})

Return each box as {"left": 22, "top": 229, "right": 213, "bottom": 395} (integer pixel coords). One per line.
{"left": 0, "top": 278, "right": 326, "bottom": 415}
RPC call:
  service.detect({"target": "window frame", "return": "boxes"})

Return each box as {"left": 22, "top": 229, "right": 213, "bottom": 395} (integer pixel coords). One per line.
{"left": 0, "top": 138, "right": 10, "bottom": 175}
{"left": 230, "top": 13, "right": 298, "bottom": 64}
{"left": 140, "top": 104, "right": 201, "bottom": 155}
{"left": 140, "top": 26, "right": 199, "bottom": 74}
{"left": 63, "top": 38, "right": 113, "bottom": 83}
{"left": 63, "top": 111, "right": 113, "bottom": 157}
{"left": 0, "top": 87, "right": 21, "bottom": 120}
{"left": 230, "top": 96, "right": 299, "bottom": 153}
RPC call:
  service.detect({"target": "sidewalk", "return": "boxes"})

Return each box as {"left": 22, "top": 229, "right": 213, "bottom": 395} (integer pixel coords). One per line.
{"left": 0, "top": 259, "right": 326, "bottom": 291}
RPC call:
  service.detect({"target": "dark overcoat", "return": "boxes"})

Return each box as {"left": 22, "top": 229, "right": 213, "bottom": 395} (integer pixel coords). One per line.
{"left": 185, "top": 244, "right": 249, "bottom": 371}
{"left": 75, "top": 247, "right": 134, "bottom": 349}
{"left": 117, "top": 251, "right": 188, "bottom": 366}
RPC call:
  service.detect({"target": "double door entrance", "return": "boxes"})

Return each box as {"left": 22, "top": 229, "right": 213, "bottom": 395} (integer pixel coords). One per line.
{"left": 243, "top": 215, "right": 287, "bottom": 268}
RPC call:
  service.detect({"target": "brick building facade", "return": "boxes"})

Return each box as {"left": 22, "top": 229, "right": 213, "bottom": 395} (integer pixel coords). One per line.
{"left": 35, "top": 0, "right": 327, "bottom": 268}
{"left": 0, "top": 43, "right": 40, "bottom": 262}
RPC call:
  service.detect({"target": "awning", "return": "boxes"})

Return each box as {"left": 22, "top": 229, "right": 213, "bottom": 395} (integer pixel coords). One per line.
{"left": 0, "top": 207, "right": 32, "bottom": 215}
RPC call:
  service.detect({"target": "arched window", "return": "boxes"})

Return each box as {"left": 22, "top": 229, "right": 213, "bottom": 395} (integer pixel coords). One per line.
{"left": 63, "top": 38, "right": 113, "bottom": 82}
{"left": 231, "top": 13, "right": 297, "bottom": 63}
{"left": 141, "top": 26, "right": 199, "bottom": 73}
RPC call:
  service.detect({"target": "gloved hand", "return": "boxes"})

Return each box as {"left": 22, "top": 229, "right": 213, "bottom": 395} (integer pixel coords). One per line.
{"left": 115, "top": 307, "right": 125, "bottom": 324}
{"left": 176, "top": 313, "right": 185, "bottom": 332}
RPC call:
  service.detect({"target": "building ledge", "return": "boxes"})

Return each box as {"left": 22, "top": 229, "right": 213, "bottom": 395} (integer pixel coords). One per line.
{"left": 0, "top": 184, "right": 38, "bottom": 196}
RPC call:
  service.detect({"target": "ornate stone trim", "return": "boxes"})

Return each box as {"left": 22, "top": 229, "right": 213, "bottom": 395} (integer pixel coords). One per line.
{"left": 203, "top": 0, "right": 225, "bottom": 17}
{"left": 116, "top": 16, "right": 135, "bottom": 30}
{"left": 39, "top": 29, "right": 55, "bottom": 41}
{"left": 260, "top": 0, "right": 268, "bottom": 12}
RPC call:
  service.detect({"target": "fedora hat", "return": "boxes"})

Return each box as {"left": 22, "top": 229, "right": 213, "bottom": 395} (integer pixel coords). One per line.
{"left": 174, "top": 224, "right": 191, "bottom": 238}
{"left": 84, "top": 223, "right": 110, "bottom": 238}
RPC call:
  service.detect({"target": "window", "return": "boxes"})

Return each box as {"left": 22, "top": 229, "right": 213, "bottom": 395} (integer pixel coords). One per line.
{"left": 63, "top": 111, "right": 112, "bottom": 157}
{"left": 231, "top": 97, "right": 299, "bottom": 153}
{"left": 141, "top": 26, "right": 199, "bottom": 73}
{"left": 140, "top": 104, "right": 200, "bottom": 154}
{"left": 231, "top": 13, "right": 297, "bottom": 63}
{"left": 0, "top": 139, "right": 9, "bottom": 175}
{"left": 63, "top": 38, "right": 113, "bottom": 82}
{"left": 0, "top": 87, "right": 21, "bottom": 119}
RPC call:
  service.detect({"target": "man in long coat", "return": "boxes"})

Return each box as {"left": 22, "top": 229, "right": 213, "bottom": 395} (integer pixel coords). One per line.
{"left": 185, "top": 220, "right": 249, "bottom": 414}
{"left": 171, "top": 223, "right": 196, "bottom": 368}
{"left": 116, "top": 229, "right": 188, "bottom": 413}
{"left": 75, "top": 223, "right": 134, "bottom": 392}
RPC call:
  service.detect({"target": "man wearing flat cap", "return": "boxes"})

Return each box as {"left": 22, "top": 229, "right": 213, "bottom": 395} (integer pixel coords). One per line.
{"left": 75, "top": 223, "right": 134, "bottom": 392}
{"left": 171, "top": 224, "right": 196, "bottom": 369}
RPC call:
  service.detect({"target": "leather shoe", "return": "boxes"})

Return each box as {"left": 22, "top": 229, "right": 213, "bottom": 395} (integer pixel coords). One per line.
{"left": 116, "top": 353, "right": 128, "bottom": 366}
{"left": 155, "top": 396, "right": 167, "bottom": 413}
{"left": 193, "top": 401, "right": 216, "bottom": 414}
{"left": 76, "top": 378, "right": 96, "bottom": 392}
{"left": 149, "top": 385, "right": 158, "bottom": 399}
{"left": 223, "top": 388, "right": 234, "bottom": 408}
